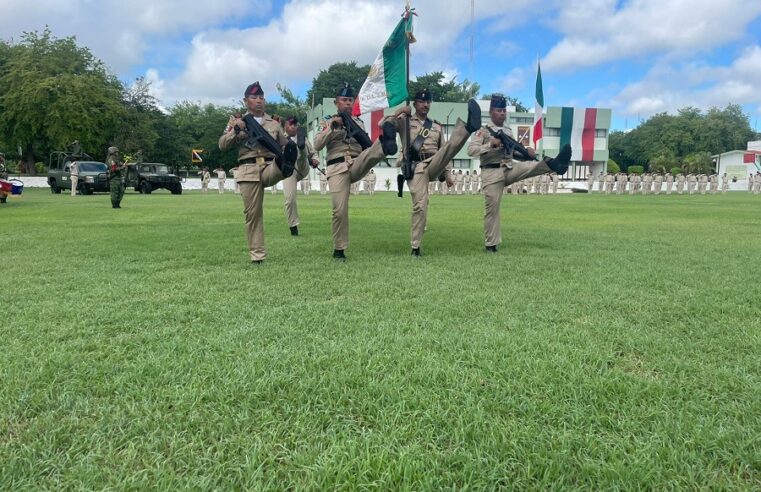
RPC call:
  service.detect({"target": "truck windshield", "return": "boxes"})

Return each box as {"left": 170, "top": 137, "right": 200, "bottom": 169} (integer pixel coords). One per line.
{"left": 153, "top": 165, "right": 170, "bottom": 175}
{"left": 78, "top": 163, "right": 107, "bottom": 172}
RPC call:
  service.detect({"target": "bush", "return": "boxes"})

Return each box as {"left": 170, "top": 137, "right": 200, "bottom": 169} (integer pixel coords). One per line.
{"left": 628, "top": 165, "right": 644, "bottom": 175}
{"left": 35, "top": 162, "right": 45, "bottom": 174}
{"left": 607, "top": 159, "right": 620, "bottom": 174}
{"left": 670, "top": 167, "right": 683, "bottom": 176}
{"left": 384, "top": 178, "right": 391, "bottom": 191}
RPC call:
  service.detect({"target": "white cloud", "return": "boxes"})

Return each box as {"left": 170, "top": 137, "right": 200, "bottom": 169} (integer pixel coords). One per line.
{"left": 543, "top": 0, "right": 761, "bottom": 71}
{"left": 603, "top": 46, "right": 761, "bottom": 118}
{"left": 499, "top": 67, "right": 526, "bottom": 93}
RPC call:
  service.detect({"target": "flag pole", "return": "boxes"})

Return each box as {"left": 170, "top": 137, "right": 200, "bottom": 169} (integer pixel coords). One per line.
{"left": 404, "top": 2, "right": 412, "bottom": 167}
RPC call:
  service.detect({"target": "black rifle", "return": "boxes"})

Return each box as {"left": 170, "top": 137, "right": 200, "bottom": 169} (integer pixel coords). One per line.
{"left": 241, "top": 114, "right": 295, "bottom": 177}
{"left": 337, "top": 112, "right": 373, "bottom": 150}
{"left": 488, "top": 128, "right": 538, "bottom": 161}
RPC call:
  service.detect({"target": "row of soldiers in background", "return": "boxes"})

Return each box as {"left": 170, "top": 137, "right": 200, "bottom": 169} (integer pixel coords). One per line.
{"left": 587, "top": 172, "right": 761, "bottom": 195}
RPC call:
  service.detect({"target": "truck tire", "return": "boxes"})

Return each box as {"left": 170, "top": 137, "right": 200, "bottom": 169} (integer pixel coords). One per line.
{"left": 141, "top": 181, "right": 152, "bottom": 194}
{"left": 171, "top": 184, "right": 182, "bottom": 195}
{"left": 50, "top": 180, "right": 61, "bottom": 194}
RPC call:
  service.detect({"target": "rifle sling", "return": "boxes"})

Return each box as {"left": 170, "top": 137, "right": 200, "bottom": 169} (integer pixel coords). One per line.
{"left": 410, "top": 118, "right": 434, "bottom": 161}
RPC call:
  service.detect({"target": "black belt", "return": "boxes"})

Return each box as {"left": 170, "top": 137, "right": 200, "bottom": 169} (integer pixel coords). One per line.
{"left": 480, "top": 163, "right": 501, "bottom": 169}
{"left": 239, "top": 157, "right": 275, "bottom": 164}
{"left": 327, "top": 156, "right": 358, "bottom": 166}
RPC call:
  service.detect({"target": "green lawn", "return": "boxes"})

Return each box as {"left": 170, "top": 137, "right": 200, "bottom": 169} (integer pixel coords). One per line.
{"left": 2, "top": 188, "right": 760, "bottom": 489}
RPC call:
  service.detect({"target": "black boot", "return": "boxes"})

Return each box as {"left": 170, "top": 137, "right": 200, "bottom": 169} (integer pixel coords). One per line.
{"left": 279, "top": 141, "right": 298, "bottom": 178}
{"left": 379, "top": 121, "right": 398, "bottom": 155}
{"left": 465, "top": 99, "right": 482, "bottom": 133}
{"left": 546, "top": 144, "right": 572, "bottom": 175}
{"left": 251, "top": 260, "right": 263, "bottom": 265}
{"left": 333, "top": 249, "right": 346, "bottom": 261}
{"left": 290, "top": 225, "right": 299, "bottom": 236}
{"left": 411, "top": 247, "right": 421, "bottom": 257}
{"left": 397, "top": 174, "right": 405, "bottom": 198}
{"left": 296, "top": 127, "right": 306, "bottom": 150}
{"left": 485, "top": 245, "right": 498, "bottom": 253}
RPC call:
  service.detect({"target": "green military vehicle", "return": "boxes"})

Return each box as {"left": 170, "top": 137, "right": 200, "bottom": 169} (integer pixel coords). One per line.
{"left": 47, "top": 151, "right": 109, "bottom": 194}
{"left": 125, "top": 162, "right": 182, "bottom": 194}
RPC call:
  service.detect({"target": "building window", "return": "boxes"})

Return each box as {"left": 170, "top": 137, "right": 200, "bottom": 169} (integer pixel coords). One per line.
{"left": 452, "top": 159, "right": 471, "bottom": 169}
{"left": 595, "top": 129, "right": 607, "bottom": 138}
{"left": 545, "top": 128, "right": 560, "bottom": 137}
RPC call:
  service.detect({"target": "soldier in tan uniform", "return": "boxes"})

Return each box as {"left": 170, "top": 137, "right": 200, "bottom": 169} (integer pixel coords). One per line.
{"left": 665, "top": 173, "right": 674, "bottom": 194}
{"left": 367, "top": 169, "right": 377, "bottom": 195}
{"left": 215, "top": 166, "right": 226, "bottom": 193}
{"left": 749, "top": 174, "right": 755, "bottom": 193}
{"left": 282, "top": 116, "right": 318, "bottom": 236}
{"left": 471, "top": 170, "right": 480, "bottom": 194}
{"left": 467, "top": 94, "right": 571, "bottom": 252}
{"left": 721, "top": 173, "right": 729, "bottom": 193}
{"left": 698, "top": 174, "right": 708, "bottom": 194}
{"left": 394, "top": 89, "right": 481, "bottom": 255}
{"left": 676, "top": 173, "right": 685, "bottom": 194}
{"left": 319, "top": 168, "right": 328, "bottom": 194}
{"left": 463, "top": 170, "right": 471, "bottom": 194}
{"left": 586, "top": 172, "right": 595, "bottom": 192}
{"left": 199, "top": 167, "right": 211, "bottom": 193}
{"left": 218, "top": 82, "right": 308, "bottom": 263}
{"left": 709, "top": 174, "right": 718, "bottom": 194}
{"left": 313, "top": 83, "right": 398, "bottom": 260}
{"left": 455, "top": 169, "right": 465, "bottom": 194}
{"left": 687, "top": 173, "right": 697, "bottom": 194}
{"left": 653, "top": 173, "right": 663, "bottom": 195}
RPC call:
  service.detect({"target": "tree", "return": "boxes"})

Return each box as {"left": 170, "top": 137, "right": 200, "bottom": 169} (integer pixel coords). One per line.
{"left": 265, "top": 84, "right": 309, "bottom": 123}
{"left": 682, "top": 152, "right": 714, "bottom": 174}
{"left": 114, "top": 77, "right": 163, "bottom": 158}
{"left": 0, "top": 29, "right": 125, "bottom": 173}
{"left": 607, "top": 159, "right": 620, "bottom": 173}
{"left": 410, "top": 72, "right": 480, "bottom": 103}
{"left": 480, "top": 93, "right": 527, "bottom": 112}
{"left": 166, "top": 102, "right": 239, "bottom": 171}
{"left": 306, "top": 61, "right": 370, "bottom": 106}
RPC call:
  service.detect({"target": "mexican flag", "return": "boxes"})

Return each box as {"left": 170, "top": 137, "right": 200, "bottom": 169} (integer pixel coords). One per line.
{"left": 559, "top": 107, "right": 603, "bottom": 162}
{"left": 533, "top": 62, "right": 544, "bottom": 147}
{"left": 353, "top": 14, "right": 414, "bottom": 116}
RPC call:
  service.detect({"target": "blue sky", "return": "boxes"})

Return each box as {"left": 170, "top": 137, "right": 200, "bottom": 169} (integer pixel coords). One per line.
{"left": 1, "top": 0, "right": 760, "bottom": 131}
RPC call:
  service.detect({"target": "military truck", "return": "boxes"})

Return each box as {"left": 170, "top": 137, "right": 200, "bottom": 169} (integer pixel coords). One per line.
{"left": 47, "top": 151, "right": 109, "bottom": 194}
{"left": 125, "top": 162, "right": 182, "bottom": 194}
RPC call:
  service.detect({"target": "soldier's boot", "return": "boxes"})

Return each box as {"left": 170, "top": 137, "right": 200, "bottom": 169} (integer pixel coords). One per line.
{"left": 411, "top": 247, "right": 421, "bottom": 257}
{"left": 379, "top": 121, "right": 398, "bottom": 155}
{"left": 290, "top": 225, "right": 299, "bottom": 236}
{"left": 546, "top": 144, "right": 572, "bottom": 175}
{"left": 485, "top": 245, "right": 498, "bottom": 253}
{"left": 296, "top": 128, "right": 306, "bottom": 150}
{"left": 333, "top": 249, "right": 346, "bottom": 262}
{"left": 465, "top": 99, "right": 482, "bottom": 133}
{"left": 278, "top": 140, "right": 298, "bottom": 178}
{"left": 397, "top": 174, "right": 405, "bottom": 198}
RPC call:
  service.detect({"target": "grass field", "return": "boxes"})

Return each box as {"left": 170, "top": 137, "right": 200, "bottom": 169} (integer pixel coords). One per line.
{"left": 1, "top": 188, "right": 760, "bottom": 489}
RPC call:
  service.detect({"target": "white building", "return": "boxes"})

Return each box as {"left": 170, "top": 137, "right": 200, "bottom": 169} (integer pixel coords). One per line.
{"left": 712, "top": 141, "right": 761, "bottom": 189}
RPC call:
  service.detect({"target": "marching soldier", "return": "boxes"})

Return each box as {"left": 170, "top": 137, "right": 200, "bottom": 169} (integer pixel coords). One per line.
{"left": 393, "top": 89, "right": 481, "bottom": 255}
{"left": 281, "top": 116, "right": 317, "bottom": 236}
{"left": 218, "top": 81, "right": 308, "bottom": 263}
{"left": 721, "top": 173, "right": 729, "bottom": 194}
{"left": 106, "top": 146, "right": 126, "bottom": 208}
{"left": 665, "top": 173, "right": 674, "bottom": 194}
{"left": 367, "top": 169, "right": 377, "bottom": 195}
{"left": 319, "top": 168, "right": 328, "bottom": 194}
{"left": 313, "top": 83, "right": 398, "bottom": 260}
{"left": 467, "top": 94, "right": 571, "bottom": 252}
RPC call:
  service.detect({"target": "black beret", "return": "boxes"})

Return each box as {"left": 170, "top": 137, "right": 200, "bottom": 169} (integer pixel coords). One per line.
{"left": 245, "top": 81, "right": 264, "bottom": 97}
{"left": 413, "top": 88, "right": 432, "bottom": 101}
{"left": 337, "top": 82, "right": 354, "bottom": 98}
{"left": 490, "top": 94, "right": 507, "bottom": 109}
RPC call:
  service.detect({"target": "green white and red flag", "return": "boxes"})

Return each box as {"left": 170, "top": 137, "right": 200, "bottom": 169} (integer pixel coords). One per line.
{"left": 533, "top": 61, "right": 544, "bottom": 147}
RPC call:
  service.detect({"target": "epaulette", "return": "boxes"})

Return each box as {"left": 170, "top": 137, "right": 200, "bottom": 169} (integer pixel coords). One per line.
{"left": 433, "top": 119, "right": 443, "bottom": 126}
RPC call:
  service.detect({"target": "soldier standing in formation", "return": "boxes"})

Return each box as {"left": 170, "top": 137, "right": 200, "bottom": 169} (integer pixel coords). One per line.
{"left": 754, "top": 173, "right": 761, "bottom": 194}
{"left": 709, "top": 174, "right": 718, "bottom": 194}
{"left": 319, "top": 168, "right": 328, "bottom": 194}
{"left": 665, "top": 173, "right": 674, "bottom": 194}
{"left": 393, "top": 89, "right": 481, "bottom": 256}
{"left": 70, "top": 160, "right": 79, "bottom": 197}
{"left": 454, "top": 169, "right": 464, "bottom": 194}
{"left": 313, "top": 83, "right": 398, "bottom": 261}
{"left": 367, "top": 169, "right": 377, "bottom": 195}
{"left": 721, "top": 173, "right": 729, "bottom": 193}
{"left": 301, "top": 174, "right": 311, "bottom": 195}
{"left": 199, "top": 167, "right": 211, "bottom": 193}
{"left": 653, "top": 173, "right": 663, "bottom": 195}
{"left": 698, "top": 174, "right": 708, "bottom": 194}
{"left": 106, "top": 146, "right": 125, "bottom": 209}
{"left": 676, "top": 173, "right": 685, "bottom": 194}
{"left": 464, "top": 170, "right": 471, "bottom": 194}
{"left": 586, "top": 171, "right": 595, "bottom": 192}
{"left": 471, "top": 170, "right": 480, "bottom": 194}
{"left": 749, "top": 174, "right": 755, "bottom": 193}
{"left": 467, "top": 94, "right": 571, "bottom": 253}
{"left": 218, "top": 81, "right": 308, "bottom": 264}
{"left": 597, "top": 171, "right": 605, "bottom": 192}
{"left": 687, "top": 173, "right": 697, "bottom": 194}
{"left": 215, "top": 166, "right": 226, "bottom": 194}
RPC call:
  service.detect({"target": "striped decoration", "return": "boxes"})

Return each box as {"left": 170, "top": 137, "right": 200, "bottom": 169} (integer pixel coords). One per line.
{"left": 559, "top": 107, "right": 599, "bottom": 161}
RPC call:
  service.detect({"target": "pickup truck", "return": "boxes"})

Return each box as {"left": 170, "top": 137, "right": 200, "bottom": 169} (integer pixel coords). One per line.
{"left": 47, "top": 160, "right": 109, "bottom": 194}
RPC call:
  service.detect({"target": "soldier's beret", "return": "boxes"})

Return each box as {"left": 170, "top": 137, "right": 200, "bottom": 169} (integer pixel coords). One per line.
{"left": 490, "top": 94, "right": 507, "bottom": 109}
{"left": 337, "top": 82, "right": 354, "bottom": 98}
{"left": 413, "top": 88, "right": 432, "bottom": 101}
{"left": 245, "top": 81, "right": 264, "bottom": 97}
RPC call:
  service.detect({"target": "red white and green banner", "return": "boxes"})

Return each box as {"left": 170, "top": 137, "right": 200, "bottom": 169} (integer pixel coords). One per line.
{"left": 743, "top": 151, "right": 761, "bottom": 171}
{"left": 533, "top": 62, "right": 544, "bottom": 147}
{"left": 353, "top": 13, "right": 414, "bottom": 116}
{"left": 559, "top": 107, "right": 603, "bottom": 162}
